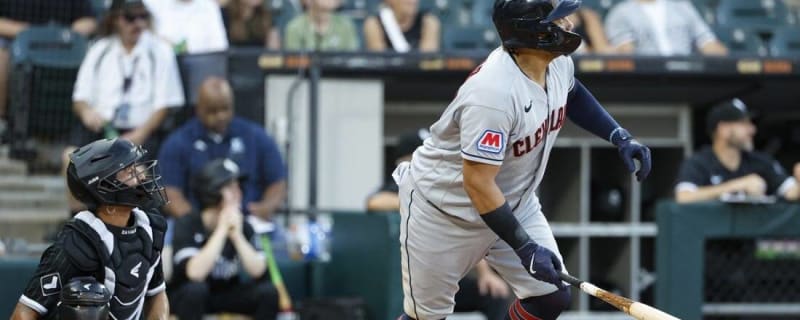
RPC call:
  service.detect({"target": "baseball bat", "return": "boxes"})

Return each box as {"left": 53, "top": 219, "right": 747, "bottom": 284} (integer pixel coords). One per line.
{"left": 261, "top": 235, "right": 293, "bottom": 312}
{"left": 560, "top": 272, "right": 680, "bottom": 320}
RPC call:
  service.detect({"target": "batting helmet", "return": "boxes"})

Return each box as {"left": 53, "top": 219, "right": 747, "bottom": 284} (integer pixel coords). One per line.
{"left": 67, "top": 138, "right": 167, "bottom": 210}
{"left": 193, "top": 158, "right": 245, "bottom": 209}
{"left": 492, "top": 0, "right": 583, "bottom": 54}
{"left": 58, "top": 277, "right": 112, "bottom": 320}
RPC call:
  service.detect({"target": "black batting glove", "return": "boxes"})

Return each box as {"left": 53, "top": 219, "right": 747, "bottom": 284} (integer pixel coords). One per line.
{"left": 612, "top": 128, "right": 652, "bottom": 181}
{"left": 515, "top": 240, "right": 565, "bottom": 289}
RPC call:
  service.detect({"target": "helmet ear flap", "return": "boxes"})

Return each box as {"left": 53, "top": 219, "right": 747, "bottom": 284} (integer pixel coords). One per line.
{"left": 67, "top": 162, "right": 100, "bottom": 210}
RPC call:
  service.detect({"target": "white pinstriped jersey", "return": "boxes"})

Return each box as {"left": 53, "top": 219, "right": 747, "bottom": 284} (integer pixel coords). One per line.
{"left": 408, "top": 47, "right": 575, "bottom": 223}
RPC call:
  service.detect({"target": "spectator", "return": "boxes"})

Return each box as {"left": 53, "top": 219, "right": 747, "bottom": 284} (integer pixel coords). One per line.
{"left": 169, "top": 158, "right": 279, "bottom": 320}
{"left": 0, "top": 0, "right": 96, "bottom": 139}
{"left": 605, "top": 0, "right": 727, "bottom": 56}
{"left": 64, "top": 0, "right": 185, "bottom": 214}
{"left": 363, "top": 0, "right": 440, "bottom": 52}
{"left": 366, "top": 129, "right": 512, "bottom": 319}
{"left": 367, "top": 129, "right": 429, "bottom": 211}
{"left": 222, "top": 0, "right": 281, "bottom": 49}
{"left": 11, "top": 138, "right": 169, "bottom": 320}
{"left": 158, "top": 76, "right": 287, "bottom": 220}
{"left": 675, "top": 99, "right": 800, "bottom": 203}
{"left": 144, "top": 0, "right": 228, "bottom": 54}
{"left": 568, "top": 7, "right": 613, "bottom": 54}
{"left": 284, "top": 0, "right": 360, "bottom": 51}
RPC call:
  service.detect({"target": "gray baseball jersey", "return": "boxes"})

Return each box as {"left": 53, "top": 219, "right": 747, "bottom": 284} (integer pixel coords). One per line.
{"left": 409, "top": 47, "right": 574, "bottom": 223}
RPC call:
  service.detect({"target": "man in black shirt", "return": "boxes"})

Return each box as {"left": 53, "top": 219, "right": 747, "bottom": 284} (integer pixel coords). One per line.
{"left": 169, "top": 158, "right": 279, "bottom": 320}
{"left": 11, "top": 138, "right": 169, "bottom": 320}
{"left": 675, "top": 99, "right": 800, "bottom": 203}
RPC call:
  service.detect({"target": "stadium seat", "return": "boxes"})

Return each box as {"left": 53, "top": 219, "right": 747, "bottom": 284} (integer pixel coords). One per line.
{"left": 581, "top": 0, "right": 621, "bottom": 18}
{"left": 691, "top": 0, "right": 720, "bottom": 24}
{"left": 436, "top": 0, "right": 473, "bottom": 28}
{"left": 769, "top": 26, "right": 800, "bottom": 57}
{"left": 471, "top": 0, "right": 492, "bottom": 27}
{"left": 169, "top": 51, "right": 229, "bottom": 130}
{"left": 92, "top": 0, "right": 109, "bottom": 18}
{"left": 268, "top": 0, "right": 302, "bottom": 31}
{"left": 715, "top": 0, "right": 794, "bottom": 31}
{"left": 713, "top": 26, "right": 768, "bottom": 56}
{"left": 443, "top": 25, "right": 500, "bottom": 51}
{"left": 419, "top": 0, "right": 446, "bottom": 14}
{"left": 10, "top": 25, "right": 88, "bottom": 68}
{"left": 7, "top": 25, "right": 88, "bottom": 161}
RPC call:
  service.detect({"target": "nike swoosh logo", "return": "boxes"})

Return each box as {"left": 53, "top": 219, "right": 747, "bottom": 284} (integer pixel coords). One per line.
{"left": 524, "top": 100, "right": 533, "bottom": 113}
{"left": 528, "top": 253, "right": 536, "bottom": 275}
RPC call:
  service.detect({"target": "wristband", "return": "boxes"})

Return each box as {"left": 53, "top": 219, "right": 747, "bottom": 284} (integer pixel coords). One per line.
{"left": 480, "top": 202, "right": 531, "bottom": 250}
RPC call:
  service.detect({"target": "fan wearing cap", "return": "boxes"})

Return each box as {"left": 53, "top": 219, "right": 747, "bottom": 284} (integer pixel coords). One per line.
{"left": 675, "top": 99, "right": 800, "bottom": 203}
{"left": 12, "top": 138, "right": 169, "bottom": 320}
{"left": 168, "top": 158, "right": 279, "bottom": 320}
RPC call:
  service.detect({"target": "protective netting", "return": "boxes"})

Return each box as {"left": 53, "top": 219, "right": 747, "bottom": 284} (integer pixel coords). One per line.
{"left": 705, "top": 238, "right": 800, "bottom": 303}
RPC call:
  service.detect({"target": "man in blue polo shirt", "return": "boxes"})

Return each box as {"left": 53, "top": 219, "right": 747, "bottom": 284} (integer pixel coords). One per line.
{"left": 158, "top": 76, "right": 287, "bottom": 220}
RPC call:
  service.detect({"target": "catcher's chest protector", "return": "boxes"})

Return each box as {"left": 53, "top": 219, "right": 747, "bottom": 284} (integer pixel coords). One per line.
{"left": 63, "top": 210, "right": 165, "bottom": 320}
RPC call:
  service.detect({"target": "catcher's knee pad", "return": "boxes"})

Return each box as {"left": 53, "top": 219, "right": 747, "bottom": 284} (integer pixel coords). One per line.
{"left": 509, "top": 287, "right": 571, "bottom": 320}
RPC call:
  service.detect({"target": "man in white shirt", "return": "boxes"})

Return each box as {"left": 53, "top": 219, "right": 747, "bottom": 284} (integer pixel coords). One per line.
{"left": 605, "top": 0, "right": 727, "bottom": 56}
{"left": 65, "top": 0, "right": 185, "bottom": 214}
{"left": 145, "top": 0, "right": 229, "bottom": 54}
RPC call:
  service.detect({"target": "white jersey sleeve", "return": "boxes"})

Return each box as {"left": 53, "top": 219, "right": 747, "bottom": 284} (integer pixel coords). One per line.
{"left": 459, "top": 105, "right": 515, "bottom": 166}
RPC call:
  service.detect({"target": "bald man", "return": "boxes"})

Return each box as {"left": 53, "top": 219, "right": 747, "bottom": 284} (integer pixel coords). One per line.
{"left": 158, "top": 76, "right": 287, "bottom": 220}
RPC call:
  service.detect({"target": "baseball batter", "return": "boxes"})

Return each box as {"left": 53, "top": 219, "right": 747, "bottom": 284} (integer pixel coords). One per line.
{"left": 394, "top": 1, "right": 652, "bottom": 319}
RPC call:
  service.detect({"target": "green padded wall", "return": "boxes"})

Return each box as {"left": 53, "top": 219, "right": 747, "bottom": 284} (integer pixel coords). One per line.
{"left": 656, "top": 201, "right": 800, "bottom": 319}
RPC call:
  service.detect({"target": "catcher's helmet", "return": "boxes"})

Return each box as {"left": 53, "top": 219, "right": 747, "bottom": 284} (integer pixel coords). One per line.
{"left": 58, "top": 277, "right": 112, "bottom": 320}
{"left": 193, "top": 158, "right": 245, "bottom": 209}
{"left": 493, "top": 0, "right": 583, "bottom": 54}
{"left": 67, "top": 138, "right": 167, "bottom": 210}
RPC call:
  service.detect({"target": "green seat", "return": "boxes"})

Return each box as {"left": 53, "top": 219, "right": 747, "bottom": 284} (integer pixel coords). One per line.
{"left": 92, "top": 0, "right": 108, "bottom": 18}
{"left": 769, "top": 26, "right": 800, "bottom": 57}
{"left": 0, "top": 258, "right": 40, "bottom": 317}
{"left": 471, "top": 0, "right": 493, "bottom": 27}
{"left": 581, "top": 0, "right": 621, "bottom": 18}
{"left": 269, "top": 0, "right": 302, "bottom": 32}
{"left": 10, "top": 24, "right": 88, "bottom": 69}
{"left": 443, "top": 25, "right": 500, "bottom": 51}
{"left": 691, "top": 0, "right": 720, "bottom": 24}
{"left": 433, "top": 0, "right": 471, "bottom": 28}
{"left": 713, "top": 26, "right": 767, "bottom": 56}
{"left": 715, "top": 0, "right": 794, "bottom": 31}
{"left": 8, "top": 25, "right": 88, "bottom": 160}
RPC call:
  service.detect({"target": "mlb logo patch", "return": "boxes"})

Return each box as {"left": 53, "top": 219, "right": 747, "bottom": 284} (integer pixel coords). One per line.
{"left": 477, "top": 130, "right": 504, "bottom": 154}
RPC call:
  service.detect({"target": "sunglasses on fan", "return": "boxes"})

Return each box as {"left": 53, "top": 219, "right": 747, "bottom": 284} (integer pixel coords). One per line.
{"left": 123, "top": 12, "right": 150, "bottom": 22}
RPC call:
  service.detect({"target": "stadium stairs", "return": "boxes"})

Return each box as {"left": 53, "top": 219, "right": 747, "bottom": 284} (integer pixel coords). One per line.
{"left": 0, "top": 145, "right": 66, "bottom": 247}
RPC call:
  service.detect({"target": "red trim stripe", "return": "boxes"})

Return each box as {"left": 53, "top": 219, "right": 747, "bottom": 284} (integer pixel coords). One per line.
{"left": 514, "top": 300, "right": 543, "bottom": 320}
{"left": 508, "top": 301, "right": 522, "bottom": 320}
